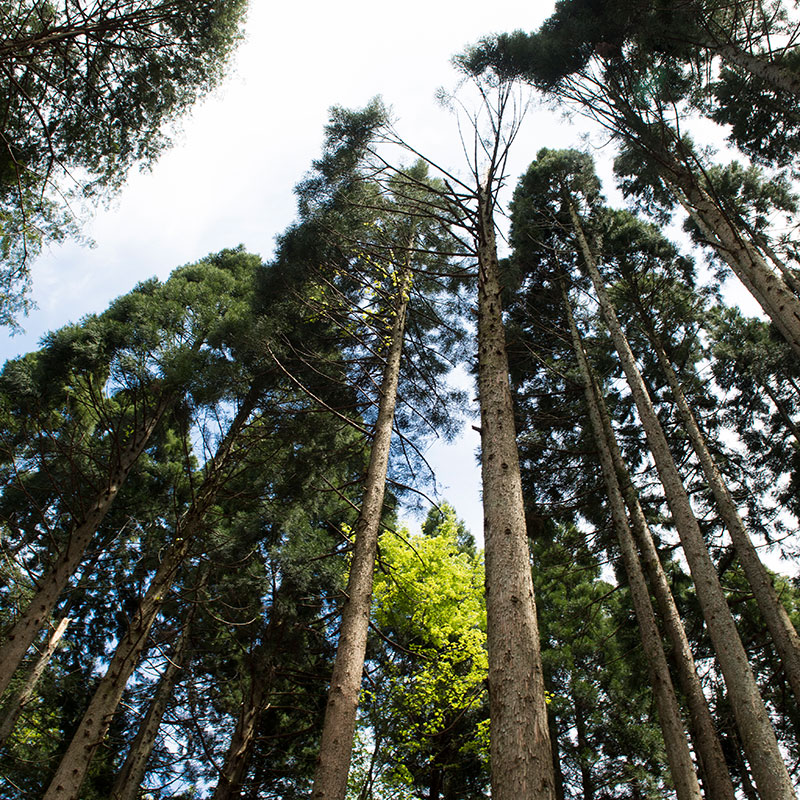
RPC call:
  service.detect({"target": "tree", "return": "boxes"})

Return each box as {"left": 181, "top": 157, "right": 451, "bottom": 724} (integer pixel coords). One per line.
{"left": 303, "top": 105, "right": 467, "bottom": 800}
{"left": 357, "top": 505, "right": 489, "bottom": 800}
{"left": 0, "top": 247, "right": 260, "bottom": 700}
{"left": 561, "top": 164, "right": 795, "bottom": 799}
{"left": 0, "top": 0, "right": 248, "bottom": 324}
{"left": 460, "top": 12, "right": 800, "bottom": 362}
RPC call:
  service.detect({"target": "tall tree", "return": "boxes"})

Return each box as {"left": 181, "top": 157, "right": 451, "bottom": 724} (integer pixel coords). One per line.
{"left": 0, "top": 248, "right": 260, "bottom": 700}
{"left": 552, "top": 155, "right": 795, "bottom": 799}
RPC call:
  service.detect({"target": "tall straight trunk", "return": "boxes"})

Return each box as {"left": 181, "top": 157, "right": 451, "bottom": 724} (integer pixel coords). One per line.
{"left": 573, "top": 685, "right": 594, "bottom": 800}
{"left": 0, "top": 391, "right": 174, "bottom": 699}
{"left": 587, "top": 352, "right": 735, "bottom": 800}
{"left": 0, "top": 616, "right": 70, "bottom": 750}
{"left": 569, "top": 202, "right": 796, "bottom": 800}
{"left": 212, "top": 660, "right": 275, "bottom": 800}
{"left": 310, "top": 270, "right": 412, "bottom": 800}
{"left": 647, "top": 327, "right": 800, "bottom": 705}
{"left": 547, "top": 707, "right": 566, "bottom": 800}
{"left": 110, "top": 613, "right": 193, "bottom": 800}
{"left": 42, "top": 390, "right": 258, "bottom": 800}
{"left": 476, "top": 183, "right": 555, "bottom": 800}
{"left": 564, "top": 292, "right": 702, "bottom": 800}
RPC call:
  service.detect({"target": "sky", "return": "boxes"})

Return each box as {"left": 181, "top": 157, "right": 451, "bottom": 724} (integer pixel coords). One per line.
{"left": 5, "top": 0, "right": 613, "bottom": 539}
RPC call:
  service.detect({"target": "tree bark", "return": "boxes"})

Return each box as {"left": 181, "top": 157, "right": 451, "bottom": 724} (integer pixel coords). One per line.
{"left": 0, "top": 615, "right": 70, "bottom": 750}
{"left": 476, "top": 182, "right": 555, "bottom": 800}
{"left": 712, "top": 41, "right": 800, "bottom": 97}
{"left": 569, "top": 201, "right": 795, "bottom": 800}
{"left": 564, "top": 292, "right": 702, "bottom": 800}
{"left": 647, "top": 327, "right": 800, "bottom": 706}
{"left": 0, "top": 390, "right": 173, "bottom": 700}
{"left": 660, "top": 155, "right": 800, "bottom": 359}
{"left": 310, "top": 269, "right": 412, "bottom": 800}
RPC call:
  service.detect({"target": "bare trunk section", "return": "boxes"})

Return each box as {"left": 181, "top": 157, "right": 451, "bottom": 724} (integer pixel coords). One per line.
{"left": 0, "top": 390, "right": 174, "bottom": 699}
{"left": 662, "top": 162, "right": 800, "bottom": 360}
{"left": 569, "top": 202, "right": 796, "bottom": 800}
{"left": 310, "top": 271, "right": 412, "bottom": 800}
{"left": 587, "top": 357, "right": 735, "bottom": 800}
{"left": 110, "top": 615, "right": 193, "bottom": 800}
{"left": 648, "top": 329, "right": 800, "bottom": 705}
{"left": 212, "top": 660, "right": 274, "bottom": 800}
{"left": 0, "top": 616, "right": 70, "bottom": 750}
{"left": 713, "top": 41, "right": 800, "bottom": 97}
{"left": 476, "top": 184, "right": 555, "bottom": 800}
{"left": 564, "top": 293, "right": 702, "bottom": 800}
{"left": 42, "top": 390, "right": 258, "bottom": 800}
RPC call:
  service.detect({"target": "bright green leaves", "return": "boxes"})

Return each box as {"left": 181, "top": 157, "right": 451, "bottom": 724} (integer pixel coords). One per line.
{"left": 359, "top": 505, "right": 489, "bottom": 796}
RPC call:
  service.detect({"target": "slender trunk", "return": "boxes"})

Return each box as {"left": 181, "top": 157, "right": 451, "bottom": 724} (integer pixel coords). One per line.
{"left": 0, "top": 616, "right": 70, "bottom": 750}
{"left": 763, "top": 380, "right": 800, "bottom": 443}
{"left": 588, "top": 362, "right": 735, "bottom": 800}
{"left": 110, "top": 616, "right": 193, "bottom": 800}
{"left": 42, "top": 391, "right": 258, "bottom": 800}
{"left": 476, "top": 183, "right": 555, "bottom": 800}
{"left": 212, "top": 661, "right": 275, "bottom": 800}
{"left": 573, "top": 687, "right": 594, "bottom": 800}
{"left": 564, "top": 293, "right": 702, "bottom": 800}
{"left": 660, "top": 158, "right": 800, "bottom": 359}
{"left": 310, "top": 270, "right": 412, "bottom": 800}
{"left": 0, "top": 391, "right": 173, "bottom": 699}
{"left": 569, "top": 202, "right": 795, "bottom": 800}
{"left": 547, "top": 706, "right": 566, "bottom": 800}
{"left": 648, "top": 328, "right": 800, "bottom": 705}
{"left": 749, "top": 229, "right": 800, "bottom": 298}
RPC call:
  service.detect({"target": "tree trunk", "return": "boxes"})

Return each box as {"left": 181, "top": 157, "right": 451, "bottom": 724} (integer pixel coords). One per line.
{"left": 587, "top": 355, "right": 735, "bottom": 800}
{"left": 712, "top": 41, "right": 800, "bottom": 97}
{"left": 110, "top": 615, "right": 193, "bottom": 800}
{"left": 573, "top": 686, "right": 594, "bottom": 800}
{"left": 212, "top": 660, "right": 275, "bottom": 800}
{"left": 0, "top": 391, "right": 173, "bottom": 699}
{"left": 42, "top": 390, "right": 258, "bottom": 800}
{"left": 476, "top": 182, "right": 555, "bottom": 800}
{"left": 564, "top": 292, "right": 702, "bottom": 800}
{"left": 569, "top": 202, "right": 796, "bottom": 800}
{"left": 0, "top": 616, "right": 70, "bottom": 750}
{"left": 547, "top": 706, "right": 566, "bottom": 800}
{"left": 310, "top": 270, "right": 412, "bottom": 800}
{"left": 648, "top": 328, "right": 800, "bottom": 706}
{"left": 661, "top": 157, "right": 800, "bottom": 360}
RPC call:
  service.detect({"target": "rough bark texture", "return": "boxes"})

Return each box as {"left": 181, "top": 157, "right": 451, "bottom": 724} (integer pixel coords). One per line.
{"left": 714, "top": 41, "right": 800, "bottom": 97}
{"left": 42, "top": 390, "right": 257, "bottom": 800}
{"left": 110, "top": 619, "right": 191, "bottom": 800}
{"left": 477, "top": 184, "right": 555, "bottom": 800}
{"left": 570, "top": 203, "right": 796, "bottom": 800}
{"left": 649, "top": 330, "right": 800, "bottom": 706}
{"left": 310, "top": 272, "right": 411, "bottom": 800}
{"left": 565, "top": 295, "right": 702, "bottom": 800}
{"left": 0, "top": 391, "right": 173, "bottom": 699}
{"left": 0, "top": 616, "right": 70, "bottom": 749}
